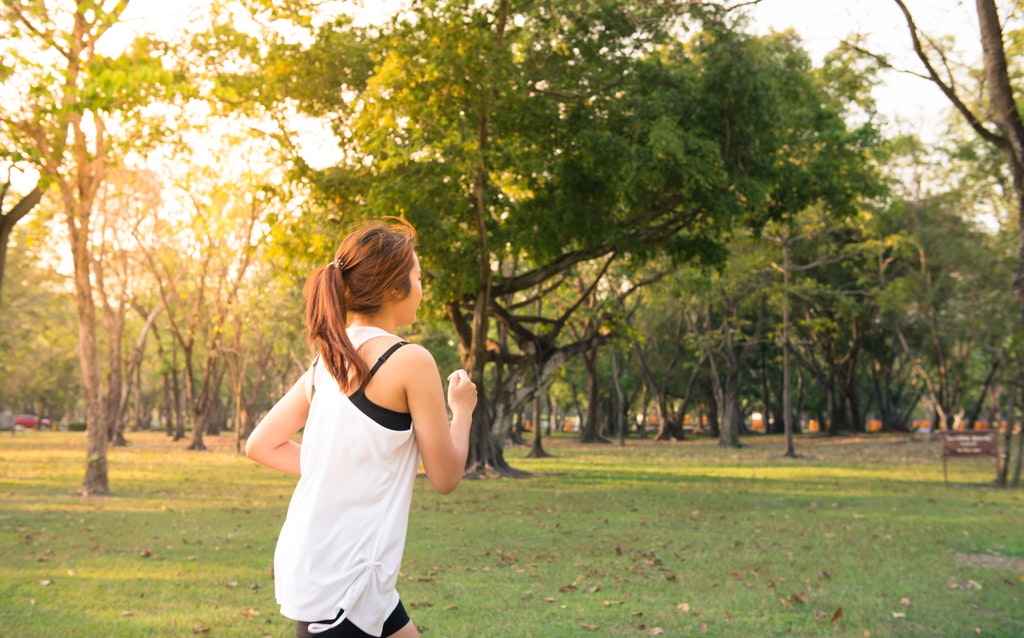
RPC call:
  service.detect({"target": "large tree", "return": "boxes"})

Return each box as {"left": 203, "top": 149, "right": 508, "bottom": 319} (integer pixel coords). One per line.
{"left": 273, "top": 2, "right": 881, "bottom": 468}
{"left": 1, "top": 1, "right": 176, "bottom": 494}
{"left": 284, "top": 1, "right": 732, "bottom": 472}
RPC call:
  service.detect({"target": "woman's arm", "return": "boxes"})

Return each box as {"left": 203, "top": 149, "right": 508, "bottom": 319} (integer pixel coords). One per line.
{"left": 401, "top": 346, "right": 477, "bottom": 494}
{"left": 244, "top": 370, "right": 312, "bottom": 476}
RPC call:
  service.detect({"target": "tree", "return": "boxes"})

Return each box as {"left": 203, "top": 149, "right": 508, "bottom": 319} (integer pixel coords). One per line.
{"left": 276, "top": 2, "right": 883, "bottom": 470}
{"left": 1, "top": 1, "right": 177, "bottom": 494}
{"left": 697, "top": 236, "right": 771, "bottom": 447}
{"left": 629, "top": 271, "right": 707, "bottom": 441}
{"left": 286, "top": 1, "right": 731, "bottom": 473}
{"left": 762, "top": 203, "right": 877, "bottom": 451}
{"left": 90, "top": 168, "right": 165, "bottom": 446}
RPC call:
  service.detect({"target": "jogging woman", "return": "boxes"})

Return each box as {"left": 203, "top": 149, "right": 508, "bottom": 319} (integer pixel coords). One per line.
{"left": 246, "top": 218, "right": 477, "bottom": 638}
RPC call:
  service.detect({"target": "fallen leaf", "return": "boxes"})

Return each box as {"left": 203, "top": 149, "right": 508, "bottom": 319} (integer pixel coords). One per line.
{"left": 891, "top": 612, "right": 905, "bottom": 619}
{"left": 240, "top": 607, "right": 260, "bottom": 617}
{"left": 139, "top": 549, "right": 152, "bottom": 558}
{"left": 677, "top": 603, "right": 690, "bottom": 613}
{"left": 700, "top": 622, "right": 708, "bottom": 633}
{"left": 723, "top": 609, "right": 733, "bottom": 620}
{"left": 647, "top": 628, "right": 664, "bottom": 636}
{"left": 792, "top": 592, "right": 808, "bottom": 605}
{"left": 192, "top": 624, "right": 210, "bottom": 634}
{"left": 831, "top": 607, "right": 843, "bottom": 623}
{"left": 444, "top": 605, "right": 458, "bottom": 612}
{"left": 779, "top": 598, "right": 793, "bottom": 610}
{"left": 37, "top": 580, "right": 53, "bottom": 586}
{"left": 580, "top": 624, "right": 598, "bottom": 631}
{"left": 900, "top": 597, "right": 910, "bottom": 606}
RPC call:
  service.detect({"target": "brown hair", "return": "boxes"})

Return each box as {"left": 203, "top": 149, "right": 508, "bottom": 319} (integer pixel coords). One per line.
{"left": 303, "top": 218, "right": 417, "bottom": 391}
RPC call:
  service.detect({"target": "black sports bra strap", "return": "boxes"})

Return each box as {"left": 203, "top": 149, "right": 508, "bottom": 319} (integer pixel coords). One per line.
{"left": 311, "top": 343, "right": 406, "bottom": 399}
{"left": 367, "top": 341, "right": 408, "bottom": 380}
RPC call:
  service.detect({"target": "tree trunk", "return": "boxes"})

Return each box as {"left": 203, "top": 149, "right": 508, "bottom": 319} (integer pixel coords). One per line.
{"left": 526, "top": 383, "right": 552, "bottom": 458}
{"left": 718, "top": 369, "right": 744, "bottom": 448}
{"left": 69, "top": 208, "right": 108, "bottom": 495}
{"left": 610, "top": 348, "right": 627, "bottom": 446}
{"left": 580, "top": 345, "right": 608, "bottom": 443}
{"left": 1012, "top": 425, "right": 1023, "bottom": 487}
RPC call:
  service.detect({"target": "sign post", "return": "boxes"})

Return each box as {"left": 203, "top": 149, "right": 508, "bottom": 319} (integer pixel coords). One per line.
{"left": 941, "top": 431, "right": 999, "bottom": 486}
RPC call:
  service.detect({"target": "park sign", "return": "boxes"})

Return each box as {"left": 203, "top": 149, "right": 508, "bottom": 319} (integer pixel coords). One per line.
{"left": 941, "top": 431, "right": 999, "bottom": 486}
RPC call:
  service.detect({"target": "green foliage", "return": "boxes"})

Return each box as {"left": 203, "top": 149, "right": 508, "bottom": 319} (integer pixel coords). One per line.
{"left": 257, "top": 1, "right": 887, "bottom": 409}
{"left": 80, "top": 40, "right": 176, "bottom": 113}
{"left": 0, "top": 220, "right": 81, "bottom": 417}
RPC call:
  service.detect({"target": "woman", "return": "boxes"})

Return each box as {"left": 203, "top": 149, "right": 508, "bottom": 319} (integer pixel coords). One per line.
{"left": 246, "top": 218, "right": 477, "bottom": 638}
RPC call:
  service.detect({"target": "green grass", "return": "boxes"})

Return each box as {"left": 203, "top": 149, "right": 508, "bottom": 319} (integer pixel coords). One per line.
{"left": 1, "top": 430, "right": 1022, "bottom": 637}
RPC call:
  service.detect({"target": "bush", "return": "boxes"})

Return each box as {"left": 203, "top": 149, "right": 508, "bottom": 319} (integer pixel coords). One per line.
{"left": 66, "top": 422, "right": 87, "bottom": 432}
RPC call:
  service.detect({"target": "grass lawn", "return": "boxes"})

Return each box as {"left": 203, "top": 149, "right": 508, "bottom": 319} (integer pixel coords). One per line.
{"left": 1, "top": 429, "right": 1022, "bottom": 637}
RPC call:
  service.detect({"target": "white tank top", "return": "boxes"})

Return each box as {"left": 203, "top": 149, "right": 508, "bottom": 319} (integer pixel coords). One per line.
{"left": 274, "top": 327, "right": 419, "bottom": 636}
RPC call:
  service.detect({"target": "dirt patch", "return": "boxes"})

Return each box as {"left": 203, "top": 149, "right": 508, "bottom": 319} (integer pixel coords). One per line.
{"left": 955, "top": 553, "right": 1024, "bottom": 571}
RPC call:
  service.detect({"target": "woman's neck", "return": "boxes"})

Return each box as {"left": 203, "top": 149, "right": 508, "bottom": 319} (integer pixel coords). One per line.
{"left": 348, "top": 316, "right": 396, "bottom": 334}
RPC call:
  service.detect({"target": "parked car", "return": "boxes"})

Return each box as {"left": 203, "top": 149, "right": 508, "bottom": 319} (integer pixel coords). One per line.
{"left": 14, "top": 414, "right": 52, "bottom": 429}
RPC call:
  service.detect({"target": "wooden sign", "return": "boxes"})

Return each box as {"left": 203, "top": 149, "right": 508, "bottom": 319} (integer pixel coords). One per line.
{"left": 942, "top": 431, "right": 998, "bottom": 486}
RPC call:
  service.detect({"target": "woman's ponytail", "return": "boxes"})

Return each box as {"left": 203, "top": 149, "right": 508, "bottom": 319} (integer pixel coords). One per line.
{"left": 303, "top": 264, "right": 367, "bottom": 391}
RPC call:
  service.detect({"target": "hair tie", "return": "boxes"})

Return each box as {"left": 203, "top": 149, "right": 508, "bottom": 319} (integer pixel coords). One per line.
{"left": 329, "top": 257, "right": 347, "bottom": 271}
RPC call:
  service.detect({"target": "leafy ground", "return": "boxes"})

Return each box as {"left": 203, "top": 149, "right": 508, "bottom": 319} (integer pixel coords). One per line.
{"left": 1, "top": 429, "right": 1022, "bottom": 637}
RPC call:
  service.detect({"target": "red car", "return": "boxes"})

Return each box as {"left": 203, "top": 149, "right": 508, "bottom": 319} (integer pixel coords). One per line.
{"left": 14, "top": 414, "right": 52, "bottom": 429}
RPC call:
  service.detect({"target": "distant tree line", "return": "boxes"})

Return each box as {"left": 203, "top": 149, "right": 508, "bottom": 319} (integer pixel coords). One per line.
{"left": 1, "top": 0, "right": 1022, "bottom": 492}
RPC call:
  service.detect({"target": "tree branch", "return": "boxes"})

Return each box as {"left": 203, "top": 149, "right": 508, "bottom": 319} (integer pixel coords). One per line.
{"left": 889, "top": 0, "right": 1005, "bottom": 149}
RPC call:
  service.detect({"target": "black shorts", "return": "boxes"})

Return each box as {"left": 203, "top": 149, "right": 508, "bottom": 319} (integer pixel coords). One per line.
{"left": 295, "top": 600, "right": 411, "bottom": 638}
